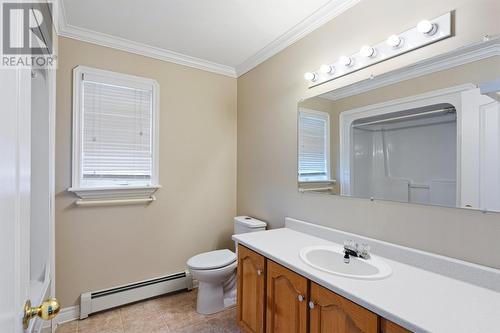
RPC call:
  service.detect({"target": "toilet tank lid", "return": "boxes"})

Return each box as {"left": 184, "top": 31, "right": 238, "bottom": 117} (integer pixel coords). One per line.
{"left": 234, "top": 216, "right": 267, "bottom": 229}
{"left": 187, "top": 249, "right": 236, "bottom": 270}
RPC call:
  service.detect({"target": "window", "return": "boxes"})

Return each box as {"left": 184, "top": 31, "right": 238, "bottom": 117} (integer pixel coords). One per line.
{"left": 298, "top": 109, "right": 330, "bottom": 182}
{"left": 69, "top": 66, "right": 160, "bottom": 200}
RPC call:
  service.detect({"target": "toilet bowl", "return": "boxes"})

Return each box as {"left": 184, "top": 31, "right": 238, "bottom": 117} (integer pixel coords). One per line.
{"left": 188, "top": 249, "right": 237, "bottom": 314}
{"left": 187, "top": 216, "right": 267, "bottom": 315}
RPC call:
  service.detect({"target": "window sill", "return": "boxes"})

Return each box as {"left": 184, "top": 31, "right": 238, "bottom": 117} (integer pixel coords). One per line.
{"left": 68, "top": 185, "right": 161, "bottom": 201}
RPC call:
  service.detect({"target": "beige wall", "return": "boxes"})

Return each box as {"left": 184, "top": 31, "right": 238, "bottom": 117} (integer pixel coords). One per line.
{"left": 237, "top": 0, "right": 500, "bottom": 269}
{"left": 56, "top": 37, "right": 237, "bottom": 307}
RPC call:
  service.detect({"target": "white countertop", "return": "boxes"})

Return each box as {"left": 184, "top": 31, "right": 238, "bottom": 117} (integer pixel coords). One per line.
{"left": 233, "top": 227, "right": 500, "bottom": 333}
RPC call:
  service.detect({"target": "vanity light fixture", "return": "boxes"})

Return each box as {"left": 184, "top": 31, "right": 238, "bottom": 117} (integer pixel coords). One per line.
{"left": 304, "top": 72, "right": 317, "bottom": 82}
{"left": 304, "top": 11, "right": 452, "bottom": 87}
{"left": 360, "top": 45, "right": 376, "bottom": 58}
{"left": 417, "top": 19, "right": 438, "bottom": 35}
{"left": 339, "top": 56, "right": 353, "bottom": 67}
{"left": 386, "top": 34, "right": 402, "bottom": 48}
{"left": 319, "top": 64, "right": 334, "bottom": 74}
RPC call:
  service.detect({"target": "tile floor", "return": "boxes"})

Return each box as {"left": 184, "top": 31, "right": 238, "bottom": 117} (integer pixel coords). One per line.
{"left": 55, "top": 290, "right": 240, "bottom": 333}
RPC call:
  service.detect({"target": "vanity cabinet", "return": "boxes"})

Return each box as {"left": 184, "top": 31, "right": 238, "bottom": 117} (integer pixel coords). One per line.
{"left": 237, "top": 244, "right": 266, "bottom": 333}
{"left": 237, "top": 245, "right": 412, "bottom": 333}
{"left": 266, "top": 260, "right": 308, "bottom": 333}
{"left": 309, "top": 282, "right": 378, "bottom": 333}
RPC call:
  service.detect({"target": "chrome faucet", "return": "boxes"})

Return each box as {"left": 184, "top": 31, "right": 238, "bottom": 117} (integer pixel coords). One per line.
{"left": 343, "top": 240, "right": 370, "bottom": 263}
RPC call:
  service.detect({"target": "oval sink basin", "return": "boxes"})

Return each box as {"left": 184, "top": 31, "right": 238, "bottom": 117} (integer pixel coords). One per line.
{"left": 299, "top": 245, "right": 392, "bottom": 280}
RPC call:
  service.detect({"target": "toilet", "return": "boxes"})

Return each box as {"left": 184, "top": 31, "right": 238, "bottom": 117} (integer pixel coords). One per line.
{"left": 187, "top": 216, "right": 267, "bottom": 315}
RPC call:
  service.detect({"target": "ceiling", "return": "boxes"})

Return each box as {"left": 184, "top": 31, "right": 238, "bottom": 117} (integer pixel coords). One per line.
{"left": 58, "top": 0, "right": 359, "bottom": 77}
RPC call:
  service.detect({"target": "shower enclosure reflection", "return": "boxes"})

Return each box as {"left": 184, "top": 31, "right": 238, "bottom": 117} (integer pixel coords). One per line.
{"left": 349, "top": 105, "right": 457, "bottom": 207}
{"left": 297, "top": 44, "right": 500, "bottom": 212}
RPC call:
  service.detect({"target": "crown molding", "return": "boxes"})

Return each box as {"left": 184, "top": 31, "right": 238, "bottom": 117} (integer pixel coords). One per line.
{"left": 58, "top": 23, "right": 237, "bottom": 77}
{"left": 235, "top": 0, "right": 361, "bottom": 76}
{"left": 56, "top": 0, "right": 360, "bottom": 78}
{"left": 321, "top": 37, "right": 500, "bottom": 101}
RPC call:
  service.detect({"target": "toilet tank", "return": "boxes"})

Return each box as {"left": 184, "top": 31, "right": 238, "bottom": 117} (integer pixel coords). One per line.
{"left": 234, "top": 216, "right": 267, "bottom": 235}
{"left": 233, "top": 216, "right": 267, "bottom": 254}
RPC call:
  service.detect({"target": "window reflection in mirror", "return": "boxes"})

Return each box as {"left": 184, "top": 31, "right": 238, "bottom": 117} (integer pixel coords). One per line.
{"left": 298, "top": 109, "right": 331, "bottom": 182}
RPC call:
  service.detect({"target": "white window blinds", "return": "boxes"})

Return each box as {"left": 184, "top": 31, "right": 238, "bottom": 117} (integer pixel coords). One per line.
{"left": 298, "top": 110, "right": 330, "bottom": 182}
{"left": 81, "top": 78, "right": 153, "bottom": 187}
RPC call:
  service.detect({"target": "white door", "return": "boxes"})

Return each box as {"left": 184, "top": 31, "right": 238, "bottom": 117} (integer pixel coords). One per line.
{"left": 30, "top": 67, "right": 57, "bottom": 332}
{"left": 0, "top": 1, "right": 57, "bottom": 331}
{"left": 0, "top": 66, "right": 56, "bottom": 333}
{"left": 0, "top": 66, "right": 31, "bottom": 333}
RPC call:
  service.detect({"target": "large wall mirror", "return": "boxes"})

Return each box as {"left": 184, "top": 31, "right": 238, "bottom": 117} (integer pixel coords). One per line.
{"left": 298, "top": 38, "right": 500, "bottom": 212}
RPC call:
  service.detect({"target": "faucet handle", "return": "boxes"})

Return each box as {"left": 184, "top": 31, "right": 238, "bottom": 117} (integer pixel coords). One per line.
{"left": 344, "top": 239, "right": 355, "bottom": 249}
{"left": 359, "top": 243, "right": 370, "bottom": 258}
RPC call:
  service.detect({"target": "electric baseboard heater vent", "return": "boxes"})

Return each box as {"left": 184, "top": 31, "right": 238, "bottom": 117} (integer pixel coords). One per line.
{"left": 80, "top": 270, "right": 193, "bottom": 319}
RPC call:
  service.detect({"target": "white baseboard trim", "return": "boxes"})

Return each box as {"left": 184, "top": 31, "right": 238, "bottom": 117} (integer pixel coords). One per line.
{"left": 42, "top": 285, "right": 201, "bottom": 331}
{"left": 39, "top": 306, "right": 79, "bottom": 333}
{"left": 56, "top": 305, "right": 80, "bottom": 324}
{"left": 40, "top": 305, "right": 79, "bottom": 332}
{"left": 40, "top": 326, "right": 51, "bottom": 333}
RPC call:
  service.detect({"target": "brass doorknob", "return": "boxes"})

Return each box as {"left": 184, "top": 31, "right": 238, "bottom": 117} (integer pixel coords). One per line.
{"left": 23, "top": 298, "right": 60, "bottom": 329}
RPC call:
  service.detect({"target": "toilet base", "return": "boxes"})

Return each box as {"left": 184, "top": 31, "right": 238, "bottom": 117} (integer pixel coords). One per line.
{"left": 197, "top": 281, "right": 223, "bottom": 314}
{"left": 196, "top": 280, "right": 236, "bottom": 314}
{"left": 195, "top": 270, "right": 237, "bottom": 315}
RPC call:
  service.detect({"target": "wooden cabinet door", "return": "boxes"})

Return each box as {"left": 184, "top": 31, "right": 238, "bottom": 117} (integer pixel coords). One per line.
{"left": 380, "top": 318, "right": 412, "bottom": 333}
{"left": 266, "top": 261, "right": 308, "bottom": 333}
{"left": 237, "top": 245, "right": 266, "bottom": 333}
{"left": 309, "top": 282, "right": 378, "bottom": 333}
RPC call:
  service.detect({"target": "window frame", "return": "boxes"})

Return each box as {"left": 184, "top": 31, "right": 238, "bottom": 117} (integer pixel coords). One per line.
{"left": 298, "top": 108, "right": 331, "bottom": 183}
{"left": 68, "top": 66, "right": 161, "bottom": 200}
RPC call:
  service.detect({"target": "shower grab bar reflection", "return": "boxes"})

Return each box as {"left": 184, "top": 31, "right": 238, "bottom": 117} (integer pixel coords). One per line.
{"left": 352, "top": 108, "right": 455, "bottom": 128}
{"left": 408, "top": 183, "right": 430, "bottom": 189}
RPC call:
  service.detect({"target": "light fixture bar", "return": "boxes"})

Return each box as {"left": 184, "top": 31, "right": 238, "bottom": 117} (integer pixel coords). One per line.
{"left": 305, "top": 11, "right": 452, "bottom": 88}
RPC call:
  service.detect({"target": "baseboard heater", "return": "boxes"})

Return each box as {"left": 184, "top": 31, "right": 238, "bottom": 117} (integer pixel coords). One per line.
{"left": 80, "top": 270, "right": 193, "bottom": 319}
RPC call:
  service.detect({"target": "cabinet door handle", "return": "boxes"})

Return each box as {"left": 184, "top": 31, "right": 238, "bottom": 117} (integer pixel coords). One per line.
{"left": 257, "top": 269, "right": 262, "bottom": 276}
{"left": 308, "top": 301, "right": 315, "bottom": 309}
{"left": 297, "top": 295, "right": 305, "bottom": 302}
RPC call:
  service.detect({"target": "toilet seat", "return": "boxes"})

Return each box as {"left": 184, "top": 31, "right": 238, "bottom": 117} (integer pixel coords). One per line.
{"left": 187, "top": 217, "right": 267, "bottom": 315}
{"left": 187, "top": 249, "right": 236, "bottom": 270}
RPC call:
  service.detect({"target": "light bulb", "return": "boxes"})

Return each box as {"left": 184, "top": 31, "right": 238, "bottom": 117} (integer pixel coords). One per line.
{"left": 339, "top": 56, "right": 353, "bottom": 67}
{"left": 304, "top": 72, "right": 317, "bottom": 82}
{"left": 386, "top": 34, "right": 402, "bottom": 48}
{"left": 319, "top": 64, "right": 334, "bottom": 74}
{"left": 417, "top": 20, "right": 437, "bottom": 35}
{"left": 360, "top": 45, "right": 375, "bottom": 58}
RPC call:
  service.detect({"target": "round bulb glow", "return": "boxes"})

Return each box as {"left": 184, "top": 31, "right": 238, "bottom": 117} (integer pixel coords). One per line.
{"left": 417, "top": 20, "right": 437, "bottom": 35}
{"left": 360, "top": 45, "right": 375, "bottom": 58}
{"left": 386, "top": 34, "right": 402, "bottom": 48}
{"left": 339, "top": 56, "right": 352, "bottom": 67}
{"left": 319, "top": 64, "right": 334, "bottom": 74}
{"left": 304, "top": 72, "right": 317, "bottom": 82}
